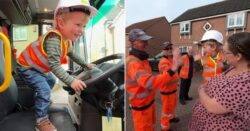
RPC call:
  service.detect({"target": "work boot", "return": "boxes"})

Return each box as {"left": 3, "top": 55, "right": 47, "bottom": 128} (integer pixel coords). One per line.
{"left": 179, "top": 99, "right": 186, "bottom": 105}
{"left": 185, "top": 96, "right": 193, "bottom": 101}
{"left": 35, "top": 118, "right": 57, "bottom": 131}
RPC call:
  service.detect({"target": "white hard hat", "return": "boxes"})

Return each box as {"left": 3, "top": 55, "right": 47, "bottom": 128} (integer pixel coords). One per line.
{"left": 201, "top": 30, "right": 223, "bottom": 44}
{"left": 55, "top": 0, "right": 97, "bottom": 18}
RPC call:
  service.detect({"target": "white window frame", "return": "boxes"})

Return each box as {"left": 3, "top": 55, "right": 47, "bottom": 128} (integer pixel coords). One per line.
{"left": 227, "top": 12, "right": 246, "bottom": 28}
{"left": 180, "top": 21, "right": 191, "bottom": 34}
{"left": 179, "top": 46, "right": 188, "bottom": 53}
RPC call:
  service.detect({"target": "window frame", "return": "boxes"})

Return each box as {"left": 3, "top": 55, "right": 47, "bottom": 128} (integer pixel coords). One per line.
{"left": 180, "top": 21, "right": 191, "bottom": 34}
{"left": 227, "top": 12, "right": 246, "bottom": 29}
{"left": 179, "top": 46, "right": 188, "bottom": 53}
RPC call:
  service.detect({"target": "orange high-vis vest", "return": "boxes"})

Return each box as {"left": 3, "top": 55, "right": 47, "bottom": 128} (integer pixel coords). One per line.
{"left": 18, "top": 30, "right": 69, "bottom": 73}
{"left": 158, "top": 57, "right": 179, "bottom": 92}
{"left": 179, "top": 54, "right": 190, "bottom": 79}
{"left": 126, "top": 55, "right": 172, "bottom": 107}
{"left": 201, "top": 53, "right": 224, "bottom": 80}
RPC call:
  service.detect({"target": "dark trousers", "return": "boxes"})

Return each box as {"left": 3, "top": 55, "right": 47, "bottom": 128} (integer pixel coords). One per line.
{"left": 179, "top": 78, "right": 192, "bottom": 101}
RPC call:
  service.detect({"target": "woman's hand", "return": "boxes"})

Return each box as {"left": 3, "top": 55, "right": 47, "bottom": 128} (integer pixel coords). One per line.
{"left": 198, "top": 86, "right": 230, "bottom": 114}
{"left": 171, "top": 46, "right": 182, "bottom": 72}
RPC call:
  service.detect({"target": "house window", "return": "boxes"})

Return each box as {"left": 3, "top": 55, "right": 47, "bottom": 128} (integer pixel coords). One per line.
{"left": 180, "top": 21, "right": 191, "bottom": 34}
{"left": 227, "top": 12, "right": 245, "bottom": 28}
{"left": 179, "top": 46, "right": 188, "bottom": 53}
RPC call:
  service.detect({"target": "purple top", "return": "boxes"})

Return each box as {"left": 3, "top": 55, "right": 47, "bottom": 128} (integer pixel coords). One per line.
{"left": 189, "top": 68, "right": 250, "bottom": 131}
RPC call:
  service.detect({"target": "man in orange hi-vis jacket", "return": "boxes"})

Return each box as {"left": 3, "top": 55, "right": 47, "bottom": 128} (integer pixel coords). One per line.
{"left": 126, "top": 29, "right": 181, "bottom": 131}
{"left": 178, "top": 47, "right": 195, "bottom": 105}
{"left": 158, "top": 42, "right": 180, "bottom": 131}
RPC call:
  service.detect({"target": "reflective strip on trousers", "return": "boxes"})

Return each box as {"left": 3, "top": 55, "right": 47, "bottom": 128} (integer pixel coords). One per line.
{"left": 161, "top": 112, "right": 173, "bottom": 119}
{"left": 161, "top": 124, "right": 169, "bottom": 130}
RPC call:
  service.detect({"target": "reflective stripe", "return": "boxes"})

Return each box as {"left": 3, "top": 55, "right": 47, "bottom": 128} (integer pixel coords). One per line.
{"left": 31, "top": 41, "right": 49, "bottom": 66}
{"left": 203, "top": 66, "right": 216, "bottom": 71}
{"left": 128, "top": 73, "right": 154, "bottom": 90}
{"left": 203, "top": 67, "right": 216, "bottom": 72}
{"left": 136, "top": 90, "right": 150, "bottom": 99}
{"left": 126, "top": 78, "right": 138, "bottom": 86}
{"left": 145, "top": 76, "right": 154, "bottom": 90}
{"left": 208, "top": 57, "right": 217, "bottom": 74}
{"left": 135, "top": 70, "right": 147, "bottom": 80}
{"left": 128, "top": 90, "right": 150, "bottom": 99}
{"left": 22, "top": 50, "right": 47, "bottom": 72}
{"left": 203, "top": 66, "right": 222, "bottom": 76}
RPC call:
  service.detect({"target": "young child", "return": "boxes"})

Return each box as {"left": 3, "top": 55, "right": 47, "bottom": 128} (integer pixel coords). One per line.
{"left": 199, "top": 30, "right": 225, "bottom": 82}
{"left": 16, "top": 0, "right": 97, "bottom": 131}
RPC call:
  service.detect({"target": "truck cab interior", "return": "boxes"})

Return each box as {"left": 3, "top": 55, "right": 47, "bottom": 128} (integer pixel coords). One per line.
{"left": 0, "top": 0, "right": 124, "bottom": 131}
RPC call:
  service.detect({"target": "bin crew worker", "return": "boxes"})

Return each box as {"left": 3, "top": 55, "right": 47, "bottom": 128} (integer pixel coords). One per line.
{"left": 158, "top": 42, "right": 180, "bottom": 131}
{"left": 126, "top": 29, "right": 181, "bottom": 131}
{"left": 178, "top": 47, "right": 195, "bottom": 105}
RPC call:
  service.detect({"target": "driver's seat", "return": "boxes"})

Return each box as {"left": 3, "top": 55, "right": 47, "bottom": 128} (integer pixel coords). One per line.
{"left": 0, "top": 42, "right": 76, "bottom": 131}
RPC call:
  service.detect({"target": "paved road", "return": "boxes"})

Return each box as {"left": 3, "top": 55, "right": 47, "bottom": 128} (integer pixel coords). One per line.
{"left": 126, "top": 71, "right": 203, "bottom": 131}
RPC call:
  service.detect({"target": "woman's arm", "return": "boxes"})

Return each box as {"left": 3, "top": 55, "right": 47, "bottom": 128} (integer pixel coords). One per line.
{"left": 199, "top": 87, "right": 230, "bottom": 114}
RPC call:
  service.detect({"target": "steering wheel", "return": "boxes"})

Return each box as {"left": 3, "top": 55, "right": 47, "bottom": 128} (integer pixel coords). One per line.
{"left": 63, "top": 53, "right": 124, "bottom": 95}
{"left": 78, "top": 53, "right": 123, "bottom": 86}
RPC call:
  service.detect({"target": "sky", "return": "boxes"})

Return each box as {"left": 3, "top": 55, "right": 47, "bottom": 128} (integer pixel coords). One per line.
{"left": 126, "top": 0, "right": 224, "bottom": 26}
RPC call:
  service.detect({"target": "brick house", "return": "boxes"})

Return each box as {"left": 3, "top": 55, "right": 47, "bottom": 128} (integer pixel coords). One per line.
{"left": 126, "top": 16, "right": 171, "bottom": 57}
{"left": 170, "top": 0, "right": 250, "bottom": 52}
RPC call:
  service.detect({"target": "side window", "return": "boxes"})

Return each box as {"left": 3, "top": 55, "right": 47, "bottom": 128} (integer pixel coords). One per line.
{"left": 42, "top": 24, "right": 52, "bottom": 35}
{"left": 85, "top": 7, "right": 125, "bottom": 63}
{"left": 179, "top": 46, "right": 188, "bottom": 53}
{"left": 74, "top": 35, "right": 87, "bottom": 62}
{"left": 227, "top": 12, "right": 245, "bottom": 28}
{"left": 69, "top": 35, "right": 88, "bottom": 72}
{"left": 12, "top": 24, "right": 38, "bottom": 57}
{"left": 180, "top": 21, "right": 191, "bottom": 34}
